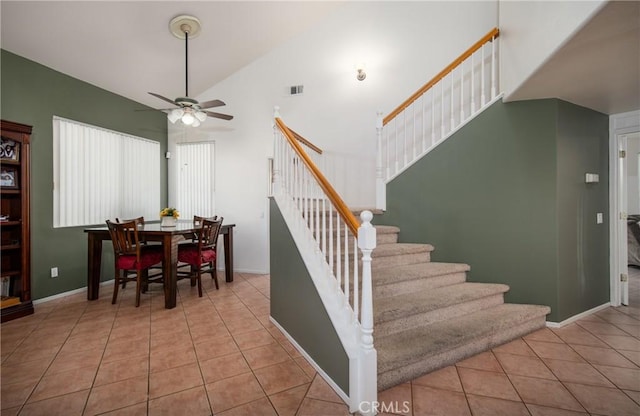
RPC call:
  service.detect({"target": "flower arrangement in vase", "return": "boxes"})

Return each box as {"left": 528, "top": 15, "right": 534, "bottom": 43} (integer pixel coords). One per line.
{"left": 160, "top": 207, "right": 179, "bottom": 227}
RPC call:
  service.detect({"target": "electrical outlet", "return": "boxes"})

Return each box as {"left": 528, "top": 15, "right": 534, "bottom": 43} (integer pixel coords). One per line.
{"left": 51, "top": 267, "right": 58, "bottom": 278}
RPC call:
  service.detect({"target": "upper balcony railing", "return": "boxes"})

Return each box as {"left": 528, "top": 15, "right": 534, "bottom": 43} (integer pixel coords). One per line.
{"left": 376, "top": 28, "right": 500, "bottom": 209}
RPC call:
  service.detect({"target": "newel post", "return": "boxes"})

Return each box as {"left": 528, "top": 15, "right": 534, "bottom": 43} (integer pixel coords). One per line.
{"left": 354, "top": 210, "right": 377, "bottom": 415}
{"left": 375, "top": 111, "right": 386, "bottom": 211}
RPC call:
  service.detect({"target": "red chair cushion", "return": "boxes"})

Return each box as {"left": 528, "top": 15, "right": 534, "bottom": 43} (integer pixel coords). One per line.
{"left": 178, "top": 246, "right": 216, "bottom": 266}
{"left": 116, "top": 246, "right": 163, "bottom": 270}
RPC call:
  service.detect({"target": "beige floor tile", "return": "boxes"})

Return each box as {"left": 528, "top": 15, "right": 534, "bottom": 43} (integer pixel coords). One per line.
{"left": 199, "top": 351, "right": 251, "bottom": 384}
{"left": 550, "top": 324, "right": 610, "bottom": 347}
{"left": 294, "top": 356, "right": 317, "bottom": 379}
{"left": 217, "top": 397, "right": 278, "bottom": 416}
{"left": 98, "top": 402, "right": 148, "bottom": 415}
{"left": 466, "top": 394, "right": 529, "bottom": 416}
{"left": 492, "top": 338, "right": 538, "bottom": 356}
{"left": 595, "top": 334, "right": 640, "bottom": 351}
{"left": 18, "top": 389, "right": 89, "bottom": 416}
{"left": 456, "top": 351, "right": 503, "bottom": 373}
{"left": 624, "top": 389, "right": 640, "bottom": 405}
{"left": 0, "top": 357, "right": 52, "bottom": 386}
{"left": 542, "top": 358, "right": 615, "bottom": 387}
{"left": 593, "top": 364, "right": 640, "bottom": 391}
{"left": 577, "top": 320, "right": 631, "bottom": 336}
{"left": 45, "top": 346, "right": 103, "bottom": 375}
{"left": 564, "top": 382, "right": 640, "bottom": 416}
{"left": 253, "top": 359, "right": 311, "bottom": 395}
{"left": 457, "top": 367, "right": 520, "bottom": 401}
{"left": 296, "top": 397, "right": 351, "bottom": 416}
{"left": 268, "top": 384, "right": 310, "bottom": 416}
{"left": 232, "top": 327, "right": 277, "bottom": 350}
{"left": 616, "top": 323, "right": 640, "bottom": 337}
{"left": 411, "top": 384, "right": 471, "bottom": 416}
{"left": 305, "top": 374, "right": 346, "bottom": 404}
{"left": 617, "top": 348, "right": 640, "bottom": 366}
{"left": 206, "top": 372, "right": 265, "bottom": 413}
{"left": 241, "top": 343, "right": 290, "bottom": 370}
{"left": 377, "top": 383, "right": 412, "bottom": 416}
{"left": 0, "top": 379, "right": 38, "bottom": 409}
{"left": 193, "top": 335, "right": 239, "bottom": 361}
{"left": 494, "top": 352, "right": 556, "bottom": 380}
{"left": 149, "top": 362, "right": 204, "bottom": 399}
{"left": 411, "top": 365, "right": 463, "bottom": 392}
{"left": 28, "top": 365, "right": 97, "bottom": 403}
{"left": 94, "top": 355, "right": 149, "bottom": 386}
{"left": 101, "top": 338, "right": 150, "bottom": 363}
{"left": 508, "top": 374, "right": 585, "bottom": 412}
{"left": 84, "top": 375, "right": 148, "bottom": 416}
{"left": 525, "top": 403, "right": 588, "bottom": 415}
{"left": 149, "top": 344, "right": 197, "bottom": 373}
{"left": 148, "top": 385, "right": 211, "bottom": 416}
{"left": 525, "top": 340, "right": 586, "bottom": 362}
{"left": 571, "top": 344, "right": 638, "bottom": 368}
{"left": 524, "top": 328, "right": 564, "bottom": 343}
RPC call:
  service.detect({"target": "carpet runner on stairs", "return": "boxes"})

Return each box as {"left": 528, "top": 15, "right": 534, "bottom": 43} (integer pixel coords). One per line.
{"left": 367, "top": 221, "right": 551, "bottom": 391}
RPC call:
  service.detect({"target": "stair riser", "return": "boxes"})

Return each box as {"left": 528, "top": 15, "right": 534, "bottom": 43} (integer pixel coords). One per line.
{"left": 375, "top": 293, "right": 505, "bottom": 337}
{"left": 326, "top": 252, "right": 432, "bottom": 270}
{"left": 377, "top": 316, "right": 547, "bottom": 391}
{"left": 373, "top": 272, "right": 467, "bottom": 298}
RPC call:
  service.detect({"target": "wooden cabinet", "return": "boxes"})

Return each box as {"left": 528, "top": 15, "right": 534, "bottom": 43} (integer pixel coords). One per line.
{"left": 1, "top": 120, "right": 33, "bottom": 322}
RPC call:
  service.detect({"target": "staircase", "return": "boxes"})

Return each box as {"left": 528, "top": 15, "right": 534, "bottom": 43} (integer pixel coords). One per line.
{"left": 367, "top": 222, "right": 550, "bottom": 391}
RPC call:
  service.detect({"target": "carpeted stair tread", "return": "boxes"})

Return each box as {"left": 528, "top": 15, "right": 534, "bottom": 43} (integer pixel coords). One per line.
{"left": 374, "top": 225, "right": 401, "bottom": 234}
{"left": 374, "top": 282, "right": 509, "bottom": 325}
{"left": 376, "top": 303, "right": 551, "bottom": 375}
{"left": 372, "top": 243, "right": 434, "bottom": 258}
{"left": 374, "top": 262, "right": 470, "bottom": 286}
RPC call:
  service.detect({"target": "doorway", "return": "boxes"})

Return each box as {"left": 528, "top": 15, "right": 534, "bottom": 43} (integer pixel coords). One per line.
{"left": 611, "top": 111, "right": 640, "bottom": 307}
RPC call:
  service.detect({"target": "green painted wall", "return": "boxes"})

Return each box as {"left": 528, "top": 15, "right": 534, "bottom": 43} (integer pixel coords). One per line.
{"left": 556, "top": 100, "right": 609, "bottom": 319}
{"left": 269, "top": 198, "right": 349, "bottom": 395}
{"left": 1, "top": 50, "right": 168, "bottom": 299}
{"left": 380, "top": 99, "right": 609, "bottom": 322}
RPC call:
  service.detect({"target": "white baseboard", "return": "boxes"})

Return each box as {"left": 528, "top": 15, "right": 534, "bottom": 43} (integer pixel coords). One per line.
{"left": 546, "top": 302, "right": 611, "bottom": 328}
{"left": 269, "top": 316, "right": 350, "bottom": 404}
{"left": 33, "top": 280, "right": 114, "bottom": 305}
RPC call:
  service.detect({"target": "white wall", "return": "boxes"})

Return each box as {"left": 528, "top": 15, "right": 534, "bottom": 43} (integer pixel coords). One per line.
{"left": 499, "top": 0, "right": 606, "bottom": 101}
{"left": 169, "top": 1, "right": 497, "bottom": 274}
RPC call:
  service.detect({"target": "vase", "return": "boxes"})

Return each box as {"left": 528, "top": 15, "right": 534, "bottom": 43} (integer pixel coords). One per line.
{"left": 161, "top": 216, "right": 177, "bottom": 227}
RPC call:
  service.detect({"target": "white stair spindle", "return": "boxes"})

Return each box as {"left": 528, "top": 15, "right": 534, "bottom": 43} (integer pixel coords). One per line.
{"left": 460, "top": 60, "right": 465, "bottom": 122}
{"left": 491, "top": 37, "right": 496, "bottom": 99}
{"left": 344, "top": 223, "right": 349, "bottom": 309}
{"left": 336, "top": 215, "right": 341, "bottom": 287}
{"left": 440, "top": 80, "right": 445, "bottom": 140}
{"left": 353, "top": 235, "right": 359, "bottom": 322}
{"left": 422, "top": 94, "right": 427, "bottom": 153}
{"left": 481, "top": 44, "right": 486, "bottom": 106}
{"left": 431, "top": 89, "right": 436, "bottom": 147}
{"left": 450, "top": 71, "right": 454, "bottom": 131}
{"left": 471, "top": 51, "right": 476, "bottom": 113}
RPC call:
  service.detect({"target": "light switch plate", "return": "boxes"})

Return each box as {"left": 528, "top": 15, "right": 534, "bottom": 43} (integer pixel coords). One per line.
{"left": 597, "top": 213, "right": 603, "bottom": 224}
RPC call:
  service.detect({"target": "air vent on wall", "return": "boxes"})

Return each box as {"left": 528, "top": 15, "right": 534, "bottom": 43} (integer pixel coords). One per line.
{"left": 289, "top": 85, "right": 304, "bottom": 95}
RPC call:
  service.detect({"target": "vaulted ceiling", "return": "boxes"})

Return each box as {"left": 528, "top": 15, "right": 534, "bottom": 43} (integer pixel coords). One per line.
{"left": 1, "top": 1, "right": 638, "bottom": 116}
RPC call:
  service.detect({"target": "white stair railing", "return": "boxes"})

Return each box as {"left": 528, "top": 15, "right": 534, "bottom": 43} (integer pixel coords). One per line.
{"left": 272, "top": 110, "right": 377, "bottom": 415}
{"left": 376, "top": 28, "right": 500, "bottom": 210}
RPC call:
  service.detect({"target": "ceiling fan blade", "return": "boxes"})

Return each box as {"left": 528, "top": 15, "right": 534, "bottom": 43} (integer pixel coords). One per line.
{"left": 148, "top": 92, "right": 178, "bottom": 106}
{"left": 198, "top": 99, "right": 226, "bottom": 109}
{"left": 204, "top": 110, "right": 234, "bottom": 121}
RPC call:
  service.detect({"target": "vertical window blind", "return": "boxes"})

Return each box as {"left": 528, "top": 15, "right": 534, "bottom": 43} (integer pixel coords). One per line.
{"left": 53, "top": 116, "right": 160, "bottom": 228}
{"left": 175, "top": 142, "right": 215, "bottom": 219}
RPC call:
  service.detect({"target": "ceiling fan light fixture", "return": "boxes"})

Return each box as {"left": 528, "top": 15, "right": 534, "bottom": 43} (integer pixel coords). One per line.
{"left": 191, "top": 119, "right": 201, "bottom": 128}
{"left": 167, "top": 108, "right": 183, "bottom": 123}
{"left": 195, "top": 111, "right": 207, "bottom": 122}
{"left": 181, "top": 110, "right": 195, "bottom": 126}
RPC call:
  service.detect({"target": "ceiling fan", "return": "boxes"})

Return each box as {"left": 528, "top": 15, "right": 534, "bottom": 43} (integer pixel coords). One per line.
{"left": 149, "top": 15, "right": 233, "bottom": 127}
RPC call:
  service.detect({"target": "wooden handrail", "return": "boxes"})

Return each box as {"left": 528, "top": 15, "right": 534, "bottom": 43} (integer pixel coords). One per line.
{"left": 384, "top": 27, "right": 500, "bottom": 126}
{"left": 275, "top": 118, "right": 359, "bottom": 236}
{"left": 289, "top": 128, "right": 323, "bottom": 155}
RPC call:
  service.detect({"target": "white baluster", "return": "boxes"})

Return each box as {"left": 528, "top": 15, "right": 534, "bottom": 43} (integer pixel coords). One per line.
{"left": 481, "top": 44, "right": 486, "bottom": 106}
{"left": 375, "top": 111, "right": 385, "bottom": 210}
{"left": 336, "top": 215, "right": 341, "bottom": 288}
{"left": 422, "top": 95, "right": 426, "bottom": 153}
{"left": 431, "top": 89, "right": 435, "bottom": 147}
{"left": 394, "top": 118, "right": 399, "bottom": 175}
{"left": 460, "top": 60, "right": 465, "bottom": 122}
{"left": 322, "top": 198, "right": 327, "bottom": 255}
{"left": 353, "top": 235, "right": 359, "bottom": 322}
{"left": 385, "top": 125, "right": 390, "bottom": 179}
{"left": 329, "top": 204, "right": 334, "bottom": 276}
{"left": 450, "top": 71, "right": 455, "bottom": 131}
{"left": 471, "top": 52, "right": 476, "bottom": 114}
{"left": 491, "top": 37, "right": 496, "bottom": 99}
{"left": 440, "top": 80, "right": 445, "bottom": 140}
{"left": 344, "top": 223, "right": 349, "bottom": 309}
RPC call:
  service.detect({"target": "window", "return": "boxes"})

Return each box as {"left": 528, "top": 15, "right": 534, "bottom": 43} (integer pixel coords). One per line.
{"left": 53, "top": 116, "right": 160, "bottom": 227}
{"left": 175, "top": 142, "right": 215, "bottom": 219}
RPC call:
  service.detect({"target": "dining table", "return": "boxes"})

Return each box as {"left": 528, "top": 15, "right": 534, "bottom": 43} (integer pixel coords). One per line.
{"left": 84, "top": 221, "right": 235, "bottom": 309}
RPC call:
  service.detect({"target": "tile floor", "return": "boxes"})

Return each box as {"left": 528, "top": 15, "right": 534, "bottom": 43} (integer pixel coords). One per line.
{"left": 0, "top": 272, "right": 639, "bottom": 415}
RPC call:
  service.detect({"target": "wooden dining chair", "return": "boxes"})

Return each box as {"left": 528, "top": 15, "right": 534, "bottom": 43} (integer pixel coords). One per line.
{"left": 177, "top": 217, "right": 224, "bottom": 296}
{"left": 106, "top": 219, "right": 164, "bottom": 306}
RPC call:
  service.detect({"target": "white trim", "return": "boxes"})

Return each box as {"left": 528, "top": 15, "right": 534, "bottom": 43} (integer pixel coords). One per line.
{"left": 270, "top": 316, "right": 350, "bottom": 404}
{"left": 610, "top": 110, "right": 640, "bottom": 306}
{"left": 33, "top": 280, "right": 114, "bottom": 305}
{"left": 545, "top": 302, "right": 611, "bottom": 328}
